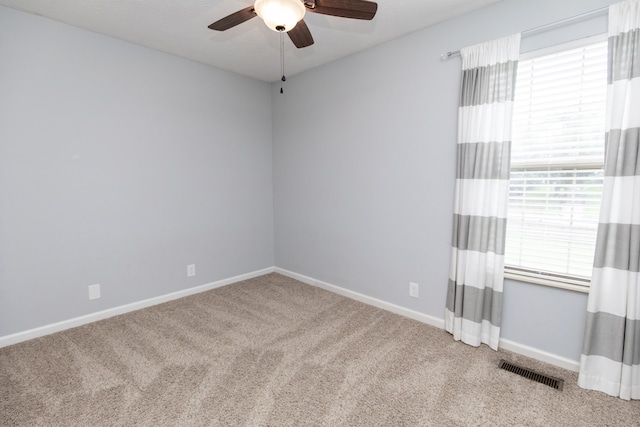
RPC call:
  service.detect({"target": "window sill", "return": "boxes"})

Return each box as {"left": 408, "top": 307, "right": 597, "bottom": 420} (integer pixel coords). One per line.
{"left": 503, "top": 271, "right": 590, "bottom": 294}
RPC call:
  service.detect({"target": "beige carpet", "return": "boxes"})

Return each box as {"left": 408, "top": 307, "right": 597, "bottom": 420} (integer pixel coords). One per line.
{"left": 1, "top": 273, "right": 638, "bottom": 426}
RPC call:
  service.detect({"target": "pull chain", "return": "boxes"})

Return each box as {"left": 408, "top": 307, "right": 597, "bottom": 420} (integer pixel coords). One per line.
{"left": 279, "top": 28, "right": 286, "bottom": 94}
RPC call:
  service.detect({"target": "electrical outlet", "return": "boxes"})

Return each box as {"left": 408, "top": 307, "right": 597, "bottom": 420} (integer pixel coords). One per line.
{"left": 409, "top": 282, "right": 419, "bottom": 298}
{"left": 187, "top": 264, "right": 196, "bottom": 277}
{"left": 88, "top": 284, "right": 101, "bottom": 300}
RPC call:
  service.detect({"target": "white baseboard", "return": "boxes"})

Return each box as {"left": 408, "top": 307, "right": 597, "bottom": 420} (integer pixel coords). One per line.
{"left": 275, "top": 267, "right": 581, "bottom": 372}
{"left": 2, "top": 265, "right": 582, "bottom": 373}
{"left": 0, "top": 267, "right": 275, "bottom": 349}
{"left": 274, "top": 267, "right": 445, "bottom": 330}
{"left": 499, "top": 338, "right": 580, "bottom": 372}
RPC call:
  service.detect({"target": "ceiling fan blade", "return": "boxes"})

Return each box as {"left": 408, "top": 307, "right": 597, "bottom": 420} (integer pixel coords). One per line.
{"left": 208, "top": 6, "right": 257, "bottom": 31}
{"left": 288, "top": 20, "right": 314, "bottom": 48}
{"left": 308, "top": 0, "right": 378, "bottom": 20}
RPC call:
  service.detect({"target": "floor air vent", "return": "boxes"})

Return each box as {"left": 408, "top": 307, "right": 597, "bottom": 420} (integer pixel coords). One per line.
{"left": 498, "top": 359, "right": 564, "bottom": 391}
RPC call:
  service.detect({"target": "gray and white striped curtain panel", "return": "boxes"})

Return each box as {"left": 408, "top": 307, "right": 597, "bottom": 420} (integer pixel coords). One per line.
{"left": 445, "top": 34, "right": 521, "bottom": 350}
{"left": 579, "top": 0, "right": 640, "bottom": 401}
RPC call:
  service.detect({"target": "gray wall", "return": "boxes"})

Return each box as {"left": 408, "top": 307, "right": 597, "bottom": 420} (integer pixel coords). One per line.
{"left": 0, "top": 6, "right": 274, "bottom": 336}
{"left": 273, "top": 0, "right": 616, "bottom": 362}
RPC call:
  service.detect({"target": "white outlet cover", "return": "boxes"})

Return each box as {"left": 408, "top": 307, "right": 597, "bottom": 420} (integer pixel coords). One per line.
{"left": 88, "top": 284, "right": 101, "bottom": 300}
{"left": 187, "top": 264, "right": 196, "bottom": 277}
{"left": 409, "top": 282, "right": 419, "bottom": 298}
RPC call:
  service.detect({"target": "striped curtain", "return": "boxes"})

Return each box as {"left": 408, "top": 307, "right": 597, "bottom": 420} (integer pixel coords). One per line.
{"left": 578, "top": 0, "right": 640, "bottom": 401}
{"left": 445, "top": 34, "right": 521, "bottom": 351}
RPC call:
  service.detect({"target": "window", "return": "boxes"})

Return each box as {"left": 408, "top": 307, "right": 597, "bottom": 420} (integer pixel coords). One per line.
{"left": 504, "top": 36, "right": 608, "bottom": 289}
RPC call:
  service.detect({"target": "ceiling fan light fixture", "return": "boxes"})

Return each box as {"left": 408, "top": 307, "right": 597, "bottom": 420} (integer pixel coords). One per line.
{"left": 254, "top": 0, "right": 306, "bottom": 32}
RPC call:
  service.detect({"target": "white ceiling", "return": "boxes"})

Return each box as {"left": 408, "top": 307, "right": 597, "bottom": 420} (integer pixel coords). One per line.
{"left": 0, "top": 0, "right": 501, "bottom": 82}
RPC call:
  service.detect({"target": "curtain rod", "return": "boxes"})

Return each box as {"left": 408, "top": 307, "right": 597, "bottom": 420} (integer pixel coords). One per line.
{"left": 440, "top": 5, "right": 609, "bottom": 60}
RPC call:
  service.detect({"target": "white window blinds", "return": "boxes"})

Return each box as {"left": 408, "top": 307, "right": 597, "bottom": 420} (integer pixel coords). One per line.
{"left": 505, "top": 38, "right": 607, "bottom": 284}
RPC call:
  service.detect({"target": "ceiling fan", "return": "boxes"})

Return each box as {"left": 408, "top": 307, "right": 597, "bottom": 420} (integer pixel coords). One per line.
{"left": 208, "top": 0, "right": 378, "bottom": 48}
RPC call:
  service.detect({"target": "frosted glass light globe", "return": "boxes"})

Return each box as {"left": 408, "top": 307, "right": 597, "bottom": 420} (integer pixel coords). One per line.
{"left": 254, "top": 0, "right": 306, "bottom": 32}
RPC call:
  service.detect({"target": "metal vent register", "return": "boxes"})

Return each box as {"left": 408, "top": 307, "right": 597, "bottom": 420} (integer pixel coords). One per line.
{"left": 498, "top": 360, "right": 564, "bottom": 391}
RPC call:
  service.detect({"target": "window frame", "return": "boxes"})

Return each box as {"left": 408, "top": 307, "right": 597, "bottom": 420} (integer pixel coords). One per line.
{"left": 504, "top": 33, "right": 608, "bottom": 293}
